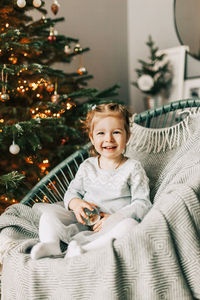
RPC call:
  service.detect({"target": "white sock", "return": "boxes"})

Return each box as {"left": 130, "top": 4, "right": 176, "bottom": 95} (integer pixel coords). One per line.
{"left": 65, "top": 240, "right": 85, "bottom": 259}
{"left": 31, "top": 242, "right": 61, "bottom": 260}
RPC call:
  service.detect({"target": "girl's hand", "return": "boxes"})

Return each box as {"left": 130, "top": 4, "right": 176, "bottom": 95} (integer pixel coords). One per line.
{"left": 69, "top": 198, "right": 97, "bottom": 225}
{"left": 93, "top": 213, "right": 110, "bottom": 232}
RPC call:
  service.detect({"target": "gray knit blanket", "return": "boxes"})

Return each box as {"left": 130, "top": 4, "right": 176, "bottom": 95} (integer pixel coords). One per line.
{"left": 0, "top": 114, "right": 200, "bottom": 300}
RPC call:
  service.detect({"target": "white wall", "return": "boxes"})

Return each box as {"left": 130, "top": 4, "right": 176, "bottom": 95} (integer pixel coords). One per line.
{"left": 31, "top": 0, "right": 200, "bottom": 113}
{"left": 44, "top": 0, "right": 129, "bottom": 104}
{"left": 127, "top": 0, "right": 180, "bottom": 112}
{"left": 127, "top": 0, "right": 200, "bottom": 113}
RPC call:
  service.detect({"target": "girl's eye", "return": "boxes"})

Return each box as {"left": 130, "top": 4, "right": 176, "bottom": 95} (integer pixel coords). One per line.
{"left": 113, "top": 131, "right": 121, "bottom": 134}
{"left": 97, "top": 132, "right": 104, "bottom": 135}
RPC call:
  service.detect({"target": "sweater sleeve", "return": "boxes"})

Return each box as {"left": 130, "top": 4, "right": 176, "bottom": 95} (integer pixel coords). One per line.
{"left": 118, "top": 161, "right": 152, "bottom": 222}
{"left": 63, "top": 162, "right": 85, "bottom": 210}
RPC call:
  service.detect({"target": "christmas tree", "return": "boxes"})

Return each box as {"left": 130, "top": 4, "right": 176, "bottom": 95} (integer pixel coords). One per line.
{"left": 133, "top": 36, "right": 173, "bottom": 97}
{"left": 0, "top": 0, "right": 119, "bottom": 214}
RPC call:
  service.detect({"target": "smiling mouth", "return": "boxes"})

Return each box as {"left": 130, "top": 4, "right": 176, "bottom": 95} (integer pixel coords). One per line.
{"left": 103, "top": 146, "right": 117, "bottom": 149}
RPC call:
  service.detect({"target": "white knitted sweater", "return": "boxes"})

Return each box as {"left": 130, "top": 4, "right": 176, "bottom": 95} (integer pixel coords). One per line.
{"left": 64, "top": 157, "right": 152, "bottom": 222}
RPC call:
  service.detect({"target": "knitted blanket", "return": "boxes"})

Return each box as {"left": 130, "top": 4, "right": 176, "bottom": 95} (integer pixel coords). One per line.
{"left": 0, "top": 113, "right": 200, "bottom": 300}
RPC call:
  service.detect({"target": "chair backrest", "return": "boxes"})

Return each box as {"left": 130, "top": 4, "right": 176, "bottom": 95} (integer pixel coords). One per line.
{"left": 134, "top": 98, "right": 200, "bottom": 128}
{"left": 21, "top": 143, "right": 91, "bottom": 206}
{"left": 20, "top": 98, "right": 200, "bottom": 206}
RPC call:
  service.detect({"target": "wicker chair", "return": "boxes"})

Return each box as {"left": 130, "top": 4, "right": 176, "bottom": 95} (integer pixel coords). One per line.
{"left": 20, "top": 98, "right": 200, "bottom": 207}
{"left": 0, "top": 98, "right": 199, "bottom": 297}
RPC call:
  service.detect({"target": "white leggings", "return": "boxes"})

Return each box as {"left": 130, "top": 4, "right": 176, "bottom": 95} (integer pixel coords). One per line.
{"left": 34, "top": 203, "right": 89, "bottom": 244}
{"left": 65, "top": 217, "right": 138, "bottom": 258}
{"left": 31, "top": 203, "right": 138, "bottom": 259}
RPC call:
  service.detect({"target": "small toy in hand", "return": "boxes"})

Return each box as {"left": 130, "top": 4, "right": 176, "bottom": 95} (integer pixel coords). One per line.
{"left": 83, "top": 207, "right": 100, "bottom": 226}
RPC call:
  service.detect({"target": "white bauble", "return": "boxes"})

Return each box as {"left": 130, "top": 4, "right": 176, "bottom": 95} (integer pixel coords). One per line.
{"left": 9, "top": 142, "right": 20, "bottom": 155}
{"left": 17, "top": 0, "right": 26, "bottom": 8}
{"left": 33, "top": 0, "right": 42, "bottom": 7}
{"left": 64, "top": 45, "right": 71, "bottom": 54}
{"left": 137, "top": 74, "right": 154, "bottom": 92}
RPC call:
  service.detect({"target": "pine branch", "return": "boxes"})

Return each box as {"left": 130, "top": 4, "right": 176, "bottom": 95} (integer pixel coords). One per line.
{"left": 0, "top": 171, "right": 25, "bottom": 191}
{"left": 67, "top": 88, "right": 99, "bottom": 99}
{"left": 94, "top": 84, "right": 120, "bottom": 98}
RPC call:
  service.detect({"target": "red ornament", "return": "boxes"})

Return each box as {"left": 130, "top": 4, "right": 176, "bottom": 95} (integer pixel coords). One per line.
{"left": 48, "top": 26, "right": 56, "bottom": 43}
{"left": 51, "top": 0, "right": 60, "bottom": 15}
{"left": 48, "top": 35, "right": 56, "bottom": 43}
{"left": 46, "top": 84, "right": 54, "bottom": 92}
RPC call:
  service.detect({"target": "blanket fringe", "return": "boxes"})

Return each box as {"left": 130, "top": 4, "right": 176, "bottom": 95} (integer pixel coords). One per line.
{"left": 128, "top": 113, "right": 199, "bottom": 153}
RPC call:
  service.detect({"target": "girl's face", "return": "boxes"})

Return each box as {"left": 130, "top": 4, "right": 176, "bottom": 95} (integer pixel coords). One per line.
{"left": 89, "top": 116, "right": 129, "bottom": 160}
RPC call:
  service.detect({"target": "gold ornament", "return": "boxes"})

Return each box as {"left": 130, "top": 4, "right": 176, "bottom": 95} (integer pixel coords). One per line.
{"left": 51, "top": 79, "right": 59, "bottom": 103}
{"left": 77, "top": 66, "right": 87, "bottom": 75}
{"left": 74, "top": 44, "right": 82, "bottom": 53}
{"left": 0, "top": 93, "right": 10, "bottom": 102}
{"left": 77, "top": 55, "right": 87, "bottom": 75}
{"left": 1, "top": 65, "right": 10, "bottom": 102}
{"left": 9, "top": 55, "right": 18, "bottom": 64}
{"left": 41, "top": 15, "right": 47, "bottom": 24}
{"left": 51, "top": 91, "right": 59, "bottom": 103}
{"left": 51, "top": 0, "right": 60, "bottom": 15}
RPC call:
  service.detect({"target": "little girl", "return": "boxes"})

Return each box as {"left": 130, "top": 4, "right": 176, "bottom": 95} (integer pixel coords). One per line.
{"left": 31, "top": 103, "right": 152, "bottom": 259}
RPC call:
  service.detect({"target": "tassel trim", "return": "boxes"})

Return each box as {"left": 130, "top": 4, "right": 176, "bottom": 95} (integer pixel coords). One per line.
{"left": 127, "top": 113, "right": 199, "bottom": 153}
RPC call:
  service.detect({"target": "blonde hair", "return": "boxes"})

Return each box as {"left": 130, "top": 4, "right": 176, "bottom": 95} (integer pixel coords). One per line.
{"left": 82, "top": 103, "right": 131, "bottom": 156}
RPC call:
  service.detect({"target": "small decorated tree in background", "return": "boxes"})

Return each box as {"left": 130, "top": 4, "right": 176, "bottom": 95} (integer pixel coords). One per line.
{"left": 133, "top": 36, "right": 173, "bottom": 108}
{"left": 0, "top": 0, "right": 119, "bottom": 214}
